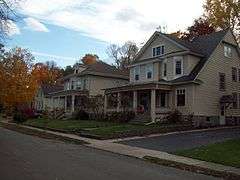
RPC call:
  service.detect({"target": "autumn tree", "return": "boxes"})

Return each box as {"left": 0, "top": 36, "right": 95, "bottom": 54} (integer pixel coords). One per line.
{"left": 106, "top": 41, "right": 138, "bottom": 69}
{"left": 204, "top": 0, "right": 240, "bottom": 42}
{"left": 32, "top": 61, "right": 62, "bottom": 85}
{"left": 61, "top": 65, "right": 74, "bottom": 76}
{"left": 0, "top": 47, "right": 38, "bottom": 112}
{"left": 81, "top": 54, "right": 99, "bottom": 65}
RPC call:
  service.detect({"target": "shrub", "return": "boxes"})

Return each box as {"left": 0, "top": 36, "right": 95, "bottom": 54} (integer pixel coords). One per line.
{"left": 73, "top": 110, "right": 89, "bottom": 120}
{"left": 13, "top": 111, "right": 27, "bottom": 123}
{"left": 22, "top": 108, "right": 36, "bottom": 119}
{"left": 165, "top": 109, "right": 182, "bottom": 124}
{"left": 107, "top": 111, "right": 135, "bottom": 123}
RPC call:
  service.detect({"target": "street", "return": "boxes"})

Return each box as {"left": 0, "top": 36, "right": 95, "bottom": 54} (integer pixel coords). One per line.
{"left": 0, "top": 127, "right": 220, "bottom": 180}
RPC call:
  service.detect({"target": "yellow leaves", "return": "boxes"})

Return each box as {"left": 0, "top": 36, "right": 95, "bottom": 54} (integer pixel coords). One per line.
{"left": 0, "top": 47, "right": 38, "bottom": 110}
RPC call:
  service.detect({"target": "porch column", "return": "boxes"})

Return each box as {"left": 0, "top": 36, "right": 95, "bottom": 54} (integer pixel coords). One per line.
{"left": 104, "top": 94, "right": 108, "bottom": 114}
{"left": 71, "top": 95, "right": 75, "bottom": 113}
{"left": 117, "top": 92, "right": 121, "bottom": 112}
{"left": 133, "top": 91, "right": 137, "bottom": 112}
{"left": 64, "top": 96, "right": 67, "bottom": 112}
{"left": 151, "top": 89, "right": 156, "bottom": 122}
{"left": 58, "top": 96, "right": 61, "bottom": 108}
{"left": 52, "top": 97, "right": 55, "bottom": 110}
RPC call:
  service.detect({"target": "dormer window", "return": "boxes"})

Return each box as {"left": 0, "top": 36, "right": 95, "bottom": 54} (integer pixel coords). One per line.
{"left": 153, "top": 45, "right": 164, "bottom": 57}
{"left": 224, "top": 45, "right": 232, "bottom": 58}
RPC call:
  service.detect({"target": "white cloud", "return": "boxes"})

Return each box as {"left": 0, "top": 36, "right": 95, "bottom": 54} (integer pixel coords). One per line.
{"left": 32, "top": 51, "right": 76, "bottom": 61}
{"left": 4, "top": 20, "right": 21, "bottom": 36}
{"left": 24, "top": 17, "right": 49, "bottom": 32}
{"left": 19, "top": 0, "right": 204, "bottom": 44}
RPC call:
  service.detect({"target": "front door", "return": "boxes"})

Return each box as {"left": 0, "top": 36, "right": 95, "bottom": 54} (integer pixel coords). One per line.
{"left": 219, "top": 105, "right": 226, "bottom": 125}
{"left": 139, "top": 92, "right": 150, "bottom": 112}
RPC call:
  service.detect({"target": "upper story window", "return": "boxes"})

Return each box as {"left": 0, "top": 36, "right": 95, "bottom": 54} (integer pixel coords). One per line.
{"left": 134, "top": 66, "right": 140, "bottom": 81}
{"left": 76, "top": 80, "right": 82, "bottom": 90}
{"left": 146, "top": 63, "right": 153, "bottom": 79}
{"left": 232, "top": 93, "right": 238, "bottom": 109}
{"left": 176, "top": 89, "right": 185, "bottom": 106}
{"left": 174, "top": 57, "right": 183, "bottom": 76}
{"left": 232, "top": 67, "right": 237, "bottom": 82}
{"left": 71, "top": 81, "right": 75, "bottom": 90}
{"left": 219, "top": 73, "right": 226, "bottom": 91}
{"left": 152, "top": 45, "right": 164, "bottom": 57}
{"left": 224, "top": 45, "right": 232, "bottom": 58}
{"left": 163, "top": 63, "right": 167, "bottom": 77}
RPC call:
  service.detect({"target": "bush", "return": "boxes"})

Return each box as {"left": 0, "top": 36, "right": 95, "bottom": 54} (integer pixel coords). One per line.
{"left": 13, "top": 111, "right": 27, "bottom": 123}
{"left": 22, "top": 108, "right": 36, "bottom": 119}
{"left": 107, "top": 111, "right": 135, "bottom": 123}
{"left": 165, "top": 109, "right": 182, "bottom": 124}
{"left": 73, "top": 110, "right": 89, "bottom": 120}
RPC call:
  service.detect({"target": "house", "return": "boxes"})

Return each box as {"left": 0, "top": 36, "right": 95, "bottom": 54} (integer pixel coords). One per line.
{"left": 34, "top": 84, "right": 64, "bottom": 111}
{"left": 104, "top": 29, "right": 240, "bottom": 126}
{"left": 35, "top": 60, "right": 129, "bottom": 113}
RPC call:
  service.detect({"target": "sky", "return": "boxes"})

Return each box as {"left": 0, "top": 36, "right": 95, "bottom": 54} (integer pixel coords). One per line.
{"left": 6, "top": 0, "right": 204, "bottom": 68}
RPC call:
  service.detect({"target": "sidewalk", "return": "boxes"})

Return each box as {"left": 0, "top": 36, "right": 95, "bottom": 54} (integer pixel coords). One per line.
{"left": 2, "top": 121, "right": 240, "bottom": 178}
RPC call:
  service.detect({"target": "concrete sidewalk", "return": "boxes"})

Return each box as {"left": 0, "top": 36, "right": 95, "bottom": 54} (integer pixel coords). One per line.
{"left": 2, "top": 122, "right": 240, "bottom": 177}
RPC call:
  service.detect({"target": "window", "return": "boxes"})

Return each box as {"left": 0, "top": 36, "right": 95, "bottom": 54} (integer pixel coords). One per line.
{"left": 134, "top": 66, "right": 140, "bottom": 81}
{"left": 146, "top": 63, "right": 153, "bottom": 79}
{"left": 76, "top": 80, "right": 82, "bottom": 89}
{"left": 224, "top": 45, "right": 232, "bottom": 58}
{"left": 174, "top": 57, "right": 183, "bottom": 75}
{"left": 219, "top": 73, "right": 226, "bottom": 91}
{"left": 176, "top": 89, "right": 185, "bottom": 106}
{"left": 232, "top": 67, "right": 237, "bottom": 82}
{"left": 71, "top": 81, "right": 75, "bottom": 89}
{"left": 163, "top": 63, "right": 167, "bottom": 77}
{"left": 232, "top": 93, "right": 238, "bottom": 109}
{"left": 153, "top": 45, "right": 164, "bottom": 57}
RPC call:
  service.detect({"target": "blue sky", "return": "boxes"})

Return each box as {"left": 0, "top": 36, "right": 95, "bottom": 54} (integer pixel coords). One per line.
{"left": 6, "top": 0, "right": 204, "bottom": 68}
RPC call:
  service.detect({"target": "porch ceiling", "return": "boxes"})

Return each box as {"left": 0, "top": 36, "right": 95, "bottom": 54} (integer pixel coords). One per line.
{"left": 105, "top": 83, "right": 172, "bottom": 94}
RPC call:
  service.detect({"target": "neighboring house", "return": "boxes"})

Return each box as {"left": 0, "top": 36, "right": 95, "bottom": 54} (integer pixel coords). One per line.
{"left": 104, "top": 29, "right": 240, "bottom": 125}
{"left": 36, "top": 60, "right": 129, "bottom": 113}
{"left": 34, "top": 84, "right": 64, "bottom": 111}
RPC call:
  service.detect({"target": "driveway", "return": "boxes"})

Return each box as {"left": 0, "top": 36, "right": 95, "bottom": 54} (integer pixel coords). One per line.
{"left": 119, "top": 127, "right": 240, "bottom": 153}
{"left": 0, "top": 127, "right": 218, "bottom": 180}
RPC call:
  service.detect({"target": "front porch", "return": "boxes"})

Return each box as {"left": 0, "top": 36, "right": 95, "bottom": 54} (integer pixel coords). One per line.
{"left": 104, "top": 83, "right": 173, "bottom": 122}
{"left": 50, "top": 90, "right": 89, "bottom": 114}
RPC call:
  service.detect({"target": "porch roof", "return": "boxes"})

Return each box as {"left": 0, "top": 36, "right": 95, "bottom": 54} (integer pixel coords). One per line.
{"left": 49, "top": 89, "right": 89, "bottom": 97}
{"left": 104, "top": 82, "right": 172, "bottom": 94}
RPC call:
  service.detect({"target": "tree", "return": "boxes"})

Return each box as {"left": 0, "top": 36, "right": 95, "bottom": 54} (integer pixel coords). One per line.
{"left": 204, "top": 0, "right": 240, "bottom": 42}
{"left": 81, "top": 54, "right": 98, "bottom": 65}
{"left": 62, "top": 65, "right": 74, "bottom": 76}
{"left": 183, "top": 17, "right": 216, "bottom": 40}
{"left": 32, "top": 61, "right": 62, "bottom": 85}
{"left": 0, "top": 0, "right": 20, "bottom": 43}
{"left": 0, "top": 47, "right": 38, "bottom": 112}
{"left": 106, "top": 41, "right": 138, "bottom": 69}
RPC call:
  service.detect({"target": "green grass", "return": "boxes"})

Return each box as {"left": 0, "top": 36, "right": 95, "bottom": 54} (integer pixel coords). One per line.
{"left": 175, "top": 139, "right": 240, "bottom": 168}
{"left": 24, "top": 118, "right": 119, "bottom": 132}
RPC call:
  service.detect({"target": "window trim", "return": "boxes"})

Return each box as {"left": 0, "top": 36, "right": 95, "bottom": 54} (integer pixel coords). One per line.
{"left": 176, "top": 88, "right": 186, "bottom": 107}
{"left": 152, "top": 45, "right": 165, "bottom": 57}
{"left": 174, "top": 56, "right": 183, "bottom": 77}
{"left": 163, "top": 62, "right": 167, "bottom": 77}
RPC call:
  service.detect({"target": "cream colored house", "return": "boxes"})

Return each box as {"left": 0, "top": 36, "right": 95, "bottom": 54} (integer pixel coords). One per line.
{"left": 104, "top": 29, "right": 240, "bottom": 125}
{"left": 35, "top": 61, "right": 128, "bottom": 113}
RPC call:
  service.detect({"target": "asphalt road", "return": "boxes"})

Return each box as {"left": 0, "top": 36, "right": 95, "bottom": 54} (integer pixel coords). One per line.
{"left": 0, "top": 127, "right": 220, "bottom": 180}
{"left": 120, "top": 127, "right": 240, "bottom": 153}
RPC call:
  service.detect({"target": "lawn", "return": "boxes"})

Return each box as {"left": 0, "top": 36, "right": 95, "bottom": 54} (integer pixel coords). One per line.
{"left": 174, "top": 139, "right": 240, "bottom": 168}
{"left": 23, "top": 118, "right": 193, "bottom": 139}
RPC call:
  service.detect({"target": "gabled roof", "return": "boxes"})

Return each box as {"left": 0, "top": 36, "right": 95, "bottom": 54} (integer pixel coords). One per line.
{"left": 63, "top": 61, "right": 129, "bottom": 80}
{"left": 170, "top": 29, "right": 230, "bottom": 83}
{"left": 41, "top": 84, "right": 64, "bottom": 95}
{"left": 134, "top": 29, "right": 230, "bottom": 83}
